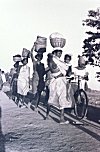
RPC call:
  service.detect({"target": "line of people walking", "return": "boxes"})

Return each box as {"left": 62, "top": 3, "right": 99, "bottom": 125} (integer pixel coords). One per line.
{"left": 9, "top": 32, "right": 89, "bottom": 124}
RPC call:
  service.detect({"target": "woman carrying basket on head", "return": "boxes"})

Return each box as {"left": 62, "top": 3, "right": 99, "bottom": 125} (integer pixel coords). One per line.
{"left": 30, "top": 36, "right": 47, "bottom": 109}
{"left": 10, "top": 55, "right": 22, "bottom": 101}
{"left": 46, "top": 33, "right": 73, "bottom": 124}
{"left": 17, "top": 57, "right": 30, "bottom": 106}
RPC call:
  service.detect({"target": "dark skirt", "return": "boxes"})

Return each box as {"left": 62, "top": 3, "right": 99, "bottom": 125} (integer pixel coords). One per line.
{"left": 12, "top": 80, "right": 17, "bottom": 96}
{"left": 37, "top": 80, "right": 45, "bottom": 92}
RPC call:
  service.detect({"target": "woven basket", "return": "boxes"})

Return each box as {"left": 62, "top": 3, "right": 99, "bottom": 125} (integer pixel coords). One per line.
{"left": 37, "top": 36, "right": 47, "bottom": 45}
{"left": 22, "top": 48, "right": 30, "bottom": 57}
{"left": 50, "top": 38, "right": 66, "bottom": 48}
{"left": 34, "top": 42, "right": 46, "bottom": 53}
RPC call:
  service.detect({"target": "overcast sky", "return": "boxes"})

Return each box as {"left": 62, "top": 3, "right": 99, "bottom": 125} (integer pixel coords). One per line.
{"left": 0, "top": 0, "right": 100, "bottom": 90}
{"left": 0, "top": 0, "right": 100, "bottom": 71}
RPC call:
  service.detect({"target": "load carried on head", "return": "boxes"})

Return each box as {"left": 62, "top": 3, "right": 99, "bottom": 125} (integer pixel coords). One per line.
{"left": 13, "top": 54, "right": 22, "bottom": 62}
{"left": 22, "top": 48, "right": 31, "bottom": 58}
{"left": 34, "top": 35, "right": 47, "bottom": 53}
{"left": 49, "top": 32, "right": 66, "bottom": 48}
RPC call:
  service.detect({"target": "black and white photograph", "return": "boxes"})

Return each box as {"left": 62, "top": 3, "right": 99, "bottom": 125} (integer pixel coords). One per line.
{"left": 0, "top": 0, "right": 100, "bottom": 151}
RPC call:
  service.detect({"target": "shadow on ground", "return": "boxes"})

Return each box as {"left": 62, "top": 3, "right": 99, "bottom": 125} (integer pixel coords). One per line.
{"left": 5, "top": 90, "right": 100, "bottom": 142}
{"left": 5, "top": 90, "right": 100, "bottom": 123}
{"left": 87, "top": 105, "right": 100, "bottom": 123}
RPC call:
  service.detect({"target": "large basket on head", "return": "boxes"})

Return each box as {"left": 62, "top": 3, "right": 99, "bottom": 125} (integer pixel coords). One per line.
{"left": 13, "top": 55, "right": 21, "bottom": 62}
{"left": 49, "top": 32, "right": 66, "bottom": 48}
{"left": 22, "top": 48, "right": 30, "bottom": 58}
{"left": 50, "top": 38, "right": 66, "bottom": 48}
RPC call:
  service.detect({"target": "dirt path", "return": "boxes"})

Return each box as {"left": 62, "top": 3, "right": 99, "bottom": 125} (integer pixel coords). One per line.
{"left": 0, "top": 91, "right": 100, "bottom": 152}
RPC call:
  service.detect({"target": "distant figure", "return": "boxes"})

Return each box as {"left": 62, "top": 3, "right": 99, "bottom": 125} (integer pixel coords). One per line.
{"left": 10, "top": 61, "right": 21, "bottom": 101}
{"left": 1, "top": 71, "right": 6, "bottom": 84}
{"left": 0, "top": 69, "right": 3, "bottom": 90}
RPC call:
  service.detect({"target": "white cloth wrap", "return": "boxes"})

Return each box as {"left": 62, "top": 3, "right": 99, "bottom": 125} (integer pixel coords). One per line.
{"left": 17, "top": 65, "right": 30, "bottom": 96}
{"left": 48, "top": 72, "right": 73, "bottom": 109}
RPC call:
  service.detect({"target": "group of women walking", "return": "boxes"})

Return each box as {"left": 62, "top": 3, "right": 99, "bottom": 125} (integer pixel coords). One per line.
{"left": 10, "top": 32, "right": 89, "bottom": 124}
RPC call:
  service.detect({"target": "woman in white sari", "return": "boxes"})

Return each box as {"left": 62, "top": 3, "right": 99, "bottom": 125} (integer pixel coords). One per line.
{"left": 46, "top": 50, "right": 73, "bottom": 124}
{"left": 17, "top": 58, "right": 30, "bottom": 104}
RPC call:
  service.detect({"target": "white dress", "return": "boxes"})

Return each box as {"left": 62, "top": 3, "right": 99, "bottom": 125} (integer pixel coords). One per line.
{"left": 1, "top": 74, "right": 6, "bottom": 83}
{"left": 72, "top": 66, "right": 88, "bottom": 90}
{"left": 48, "top": 56, "right": 73, "bottom": 109}
{"left": 17, "top": 65, "right": 30, "bottom": 96}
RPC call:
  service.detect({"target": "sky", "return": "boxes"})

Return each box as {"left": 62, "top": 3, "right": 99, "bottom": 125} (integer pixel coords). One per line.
{"left": 0, "top": 0, "right": 100, "bottom": 89}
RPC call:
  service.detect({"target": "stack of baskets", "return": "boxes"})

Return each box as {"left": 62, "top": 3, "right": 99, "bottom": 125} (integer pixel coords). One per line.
{"left": 34, "top": 36, "right": 47, "bottom": 53}
{"left": 49, "top": 32, "right": 66, "bottom": 48}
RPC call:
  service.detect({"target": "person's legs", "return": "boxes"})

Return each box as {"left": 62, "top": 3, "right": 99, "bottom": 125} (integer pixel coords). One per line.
{"left": 45, "top": 104, "right": 51, "bottom": 119}
{"left": 45, "top": 86, "right": 49, "bottom": 106}
{"left": 0, "top": 83, "right": 3, "bottom": 90}
{"left": 35, "top": 80, "right": 45, "bottom": 108}
{"left": 60, "top": 109, "right": 65, "bottom": 122}
{"left": 16, "top": 94, "right": 24, "bottom": 107}
{"left": 60, "top": 108, "right": 69, "bottom": 124}
{"left": 35, "top": 91, "right": 41, "bottom": 108}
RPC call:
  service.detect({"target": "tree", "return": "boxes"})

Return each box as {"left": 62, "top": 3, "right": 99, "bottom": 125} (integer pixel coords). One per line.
{"left": 82, "top": 8, "right": 100, "bottom": 66}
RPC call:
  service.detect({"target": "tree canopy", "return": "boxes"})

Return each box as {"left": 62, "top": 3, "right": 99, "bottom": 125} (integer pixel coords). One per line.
{"left": 82, "top": 8, "right": 100, "bottom": 66}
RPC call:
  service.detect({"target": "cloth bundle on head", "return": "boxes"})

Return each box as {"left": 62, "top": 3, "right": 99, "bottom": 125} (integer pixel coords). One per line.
{"left": 13, "top": 54, "right": 22, "bottom": 62}
{"left": 34, "top": 35, "right": 47, "bottom": 53}
{"left": 49, "top": 32, "right": 66, "bottom": 49}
